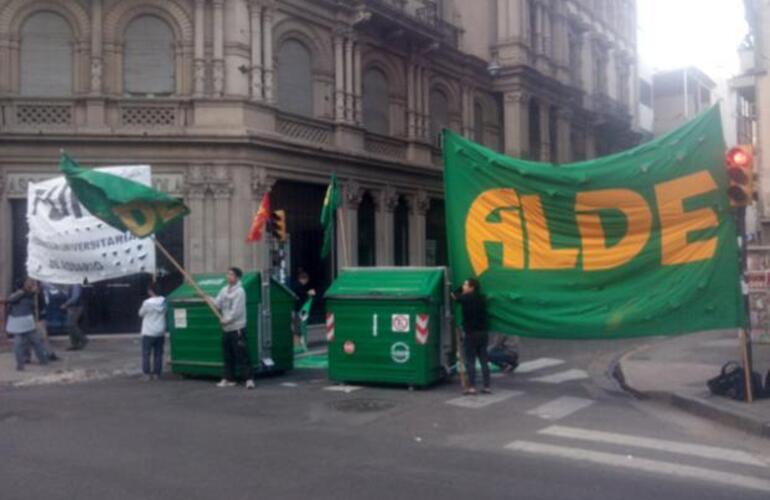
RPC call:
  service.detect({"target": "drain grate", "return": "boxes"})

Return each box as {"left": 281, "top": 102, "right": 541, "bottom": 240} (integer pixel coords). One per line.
{"left": 329, "top": 398, "right": 396, "bottom": 413}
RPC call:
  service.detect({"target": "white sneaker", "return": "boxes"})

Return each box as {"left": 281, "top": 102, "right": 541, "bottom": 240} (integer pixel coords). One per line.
{"left": 245, "top": 380, "right": 255, "bottom": 390}
{"left": 216, "top": 379, "right": 236, "bottom": 388}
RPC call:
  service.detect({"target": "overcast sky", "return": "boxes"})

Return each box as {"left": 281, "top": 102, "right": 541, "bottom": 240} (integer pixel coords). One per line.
{"left": 637, "top": 0, "right": 749, "bottom": 79}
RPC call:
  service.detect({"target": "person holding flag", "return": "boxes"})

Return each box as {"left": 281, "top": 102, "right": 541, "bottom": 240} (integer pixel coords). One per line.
{"left": 291, "top": 270, "right": 315, "bottom": 350}
{"left": 320, "top": 173, "right": 341, "bottom": 261}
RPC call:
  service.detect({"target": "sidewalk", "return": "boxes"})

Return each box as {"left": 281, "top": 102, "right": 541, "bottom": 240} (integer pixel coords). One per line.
{"left": 0, "top": 335, "right": 141, "bottom": 388}
{"left": 617, "top": 329, "right": 770, "bottom": 438}
{"left": 0, "top": 324, "right": 328, "bottom": 388}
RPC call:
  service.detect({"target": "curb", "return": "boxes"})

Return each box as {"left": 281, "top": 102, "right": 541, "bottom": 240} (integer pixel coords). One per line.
{"left": 613, "top": 347, "right": 770, "bottom": 439}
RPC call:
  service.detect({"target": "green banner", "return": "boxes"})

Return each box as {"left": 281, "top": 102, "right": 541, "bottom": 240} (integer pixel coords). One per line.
{"left": 443, "top": 106, "right": 743, "bottom": 339}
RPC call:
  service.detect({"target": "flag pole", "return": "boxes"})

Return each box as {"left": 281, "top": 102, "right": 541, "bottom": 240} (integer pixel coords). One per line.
{"left": 153, "top": 238, "right": 223, "bottom": 322}
{"left": 454, "top": 325, "right": 469, "bottom": 391}
{"left": 337, "top": 208, "right": 350, "bottom": 268}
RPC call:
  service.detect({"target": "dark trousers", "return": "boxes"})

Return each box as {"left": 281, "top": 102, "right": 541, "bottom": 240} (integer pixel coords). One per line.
{"left": 67, "top": 307, "right": 88, "bottom": 349}
{"left": 222, "top": 329, "right": 253, "bottom": 382}
{"left": 464, "top": 330, "right": 490, "bottom": 388}
{"left": 141, "top": 336, "right": 165, "bottom": 376}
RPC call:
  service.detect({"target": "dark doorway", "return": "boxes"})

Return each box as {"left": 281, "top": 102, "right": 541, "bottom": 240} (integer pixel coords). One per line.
{"left": 394, "top": 195, "right": 410, "bottom": 266}
{"left": 426, "top": 198, "right": 447, "bottom": 267}
{"left": 270, "top": 180, "right": 330, "bottom": 322}
{"left": 358, "top": 191, "right": 376, "bottom": 266}
{"left": 11, "top": 199, "right": 184, "bottom": 334}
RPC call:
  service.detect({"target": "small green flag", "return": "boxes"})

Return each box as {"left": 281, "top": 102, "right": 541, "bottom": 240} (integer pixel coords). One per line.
{"left": 320, "top": 173, "right": 341, "bottom": 259}
{"left": 298, "top": 296, "right": 313, "bottom": 348}
{"left": 60, "top": 154, "right": 190, "bottom": 238}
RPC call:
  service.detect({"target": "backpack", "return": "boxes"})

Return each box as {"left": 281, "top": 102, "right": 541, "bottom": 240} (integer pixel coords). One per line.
{"left": 707, "top": 361, "right": 765, "bottom": 401}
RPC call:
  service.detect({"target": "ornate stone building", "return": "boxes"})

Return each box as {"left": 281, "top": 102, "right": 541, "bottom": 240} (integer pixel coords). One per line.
{"left": 0, "top": 0, "right": 641, "bottom": 331}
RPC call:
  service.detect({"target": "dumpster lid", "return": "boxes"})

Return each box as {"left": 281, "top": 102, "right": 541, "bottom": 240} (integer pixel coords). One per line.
{"left": 168, "top": 272, "right": 261, "bottom": 300}
{"left": 325, "top": 267, "right": 445, "bottom": 300}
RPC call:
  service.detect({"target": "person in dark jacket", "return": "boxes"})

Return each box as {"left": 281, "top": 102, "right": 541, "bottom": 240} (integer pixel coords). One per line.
{"left": 5, "top": 278, "right": 49, "bottom": 371}
{"left": 62, "top": 283, "right": 88, "bottom": 351}
{"left": 452, "top": 278, "right": 490, "bottom": 395}
{"left": 290, "top": 270, "right": 315, "bottom": 346}
{"left": 488, "top": 335, "right": 518, "bottom": 373}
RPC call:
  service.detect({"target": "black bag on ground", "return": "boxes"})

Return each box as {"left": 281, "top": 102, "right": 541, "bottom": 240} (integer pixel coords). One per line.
{"left": 707, "top": 362, "right": 765, "bottom": 400}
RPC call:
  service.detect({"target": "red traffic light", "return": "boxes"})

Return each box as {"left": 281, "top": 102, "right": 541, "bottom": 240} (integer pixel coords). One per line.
{"left": 726, "top": 147, "right": 752, "bottom": 169}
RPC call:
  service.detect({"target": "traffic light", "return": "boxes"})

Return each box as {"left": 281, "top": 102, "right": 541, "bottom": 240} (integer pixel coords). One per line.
{"left": 726, "top": 145, "right": 754, "bottom": 208}
{"left": 270, "top": 209, "right": 287, "bottom": 241}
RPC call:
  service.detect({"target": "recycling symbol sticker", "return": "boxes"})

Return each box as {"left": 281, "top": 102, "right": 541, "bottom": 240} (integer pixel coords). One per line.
{"left": 390, "top": 342, "right": 410, "bottom": 364}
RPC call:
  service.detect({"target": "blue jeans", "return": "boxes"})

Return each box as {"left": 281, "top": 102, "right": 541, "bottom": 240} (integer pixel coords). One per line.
{"left": 141, "top": 336, "right": 165, "bottom": 376}
{"left": 13, "top": 330, "right": 48, "bottom": 371}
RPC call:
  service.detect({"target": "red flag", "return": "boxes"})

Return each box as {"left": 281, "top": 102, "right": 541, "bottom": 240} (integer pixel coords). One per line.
{"left": 247, "top": 193, "right": 271, "bottom": 242}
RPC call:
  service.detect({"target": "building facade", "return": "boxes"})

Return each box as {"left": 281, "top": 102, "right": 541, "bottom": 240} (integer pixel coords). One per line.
{"left": 652, "top": 67, "right": 715, "bottom": 137}
{"left": 0, "top": 0, "right": 641, "bottom": 332}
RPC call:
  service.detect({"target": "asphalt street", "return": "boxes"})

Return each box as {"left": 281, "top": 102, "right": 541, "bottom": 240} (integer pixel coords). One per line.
{"left": 2, "top": 338, "right": 769, "bottom": 500}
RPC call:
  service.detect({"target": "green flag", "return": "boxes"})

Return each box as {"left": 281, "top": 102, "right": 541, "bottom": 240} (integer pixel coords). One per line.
{"left": 60, "top": 154, "right": 190, "bottom": 238}
{"left": 298, "top": 296, "right": 313, "bottom": 348}
{"left": 443, "top": 106, "right": 743, "bottom": 339}
{"left": 320, "top": 173, "right": 341, "bottom": 259}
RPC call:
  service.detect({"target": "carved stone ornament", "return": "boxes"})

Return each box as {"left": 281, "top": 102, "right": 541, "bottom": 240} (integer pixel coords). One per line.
{"left": 407, "top": 191, "right": 431, "bottom": 216}
{"left": 343, "top": 180, "right": 364, "bottom": 208}
{"left": 375, "top": 185, "right": 399, "bottom": 213}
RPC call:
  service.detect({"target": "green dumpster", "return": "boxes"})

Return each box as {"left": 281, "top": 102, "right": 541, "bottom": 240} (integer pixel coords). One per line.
{"left": 325, "top": 267, "right": 449, "bottom": 387}
{"left": 167, "top": 271, "right": 295, "bottom": 378}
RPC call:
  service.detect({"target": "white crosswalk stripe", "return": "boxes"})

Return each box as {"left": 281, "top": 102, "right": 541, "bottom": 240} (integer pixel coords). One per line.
{"left": 526, "top": 396, "right": 594, "bottom": 420}
{"left": 530, "top": 369, "right": 589, "bottom": 384}
{"left": 505, "top": 440, "right": 770, "bottom": 494}
{"left": 323, "top": 385, "right": 363, "bottom": 393}
{"left": 515, "top": 358, "right": 565, "bottom": 374}
{"left": 445, "top": 390, "right": 524, "bottom": 409}
{"left": 538, "top": 426, "right": 768, "bottom": 467}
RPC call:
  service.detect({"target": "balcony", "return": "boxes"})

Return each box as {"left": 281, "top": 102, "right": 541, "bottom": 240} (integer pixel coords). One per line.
{"left": 362, "top": 0, "right": 462, "bottom": 48}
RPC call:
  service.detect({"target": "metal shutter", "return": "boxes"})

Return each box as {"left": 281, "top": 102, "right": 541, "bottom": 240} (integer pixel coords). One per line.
{"left": 20, "top": 12, "right": 73, "bottom": 96}
{"left": 124, "top": 16, "right": 174, "bottom": 96}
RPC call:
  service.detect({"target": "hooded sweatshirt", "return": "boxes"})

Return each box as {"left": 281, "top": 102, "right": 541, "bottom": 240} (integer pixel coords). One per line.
{"left": 215, "top": 282, "right": 247, "bottom": 332}
{"left": 138, "top": 296, "right": 167, "bottom": 337}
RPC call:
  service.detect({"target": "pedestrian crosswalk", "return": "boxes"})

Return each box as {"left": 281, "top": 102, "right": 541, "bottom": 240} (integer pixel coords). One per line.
{"left": 526, "top": 396, "right": 594, "bottom": 420}
{"left": 530, "top": 368, "right": 589, "bottom": 384}
{"left": 504, "top": 425, "right": 770, "bottom": 494}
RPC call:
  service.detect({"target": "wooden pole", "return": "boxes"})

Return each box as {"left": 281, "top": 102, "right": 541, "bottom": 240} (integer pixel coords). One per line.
{"left": 740, "top": 328, "right": 754, "bottom": 403}
{"left": 153, "top": 239, "right": 223, "bottom": 322}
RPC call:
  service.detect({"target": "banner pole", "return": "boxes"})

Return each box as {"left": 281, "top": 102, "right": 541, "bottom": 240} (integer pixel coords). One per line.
{"left": 337, "top": 208, "right": 350, "bottom": 268}
{"left": 740, "top": 328, "right": 754, "bottom": 403}
{"left": 454, "top": 325, "right": 468, "bottom": 391}
{"left": 153, "top": 239, "right": 223, "bottom": 322}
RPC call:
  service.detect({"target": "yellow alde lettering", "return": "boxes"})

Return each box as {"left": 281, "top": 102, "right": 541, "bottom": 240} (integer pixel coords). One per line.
{"left": 112, "top": 202, "right": 156, "bottom": 237}
{"left": 655, "top": 171, "right": 719, "bottom": 265}
{"left": 521, "top": 195, "right": 579, "bottom": 270}
{"left": 575, "top": 189, "right": 653, "bottom": 270}
{"left": 465, "top": 188, "right": 524, "bottom": 275}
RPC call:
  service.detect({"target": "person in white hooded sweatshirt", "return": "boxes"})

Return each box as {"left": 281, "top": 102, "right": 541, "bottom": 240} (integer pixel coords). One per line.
{"left": 214, "top": 267, "right": 255, "bottom": 389}
{"left": 138, "top": 283, "right": 167, "bottom": 381}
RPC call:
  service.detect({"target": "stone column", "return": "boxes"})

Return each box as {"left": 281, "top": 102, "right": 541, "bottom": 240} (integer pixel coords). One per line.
{"left": 415, "top": 65, "right": 424, "bottom": 139}
{"left": 422, "top": 66, "right": 430, "bottom": 140}
{"left": 337, "top": 181, "right": 362, "bottom": 269}
{"left": 263, "top": 6, "right": 275, "bottom": 103}
{"left": 407, "top": 192, "right": 430, "bottom": 266}
{"left": 497, "top": 0, "right": 508, "bottom": 41}
{"left": 585, "top": 126, "right": 597, "bottom": 159}
{"left": 334, "top": 32, "right": 345, "bottom": 122}
{"left": 353, "top": 42, "right": 363, "bottom": 125}
{"left": 249, "top": 2, "right": 263, "bottom": 101}
{"left": 539, "top": 101, "right": 551, "bottom": 162}
{"left": 224, "top": 0, "right": 251, "bottom": 97}
{"left": 194, "top": 0, "right": 205, "bottom": 96}
{"left": 90, "top": 0, "right": 103, "bottom": 95}
{"left": 374, "top": 187, "right": 398, "bottom": 266}
{"left": 503, "top": 90, "right": 529, "bottom": 158}
{"left": 607, "top": 49, "right": 618, "bottom": 100}
{"left": 212, "top": 0, "right": 225, "bottom": 96}
{"left": 407, "top": 62, "right": 416, "bottom": 138}
{"left": 213, "top": 183, "right": 233, "bottom": 271}
{"left": 462, "top": 85, "right": 473, "bottom": 138}
{"left": 186, "top": 184, "right": 207, "bottom": 273}
{"left": 0, "top": 172, "right": 8, "bottom": 295}
{"left": 345, "top": 37, "right": 354, "bottom": 123}
{"left": 556, "top": 108, "right": 572, "bottom": 164}
{"left": 581, "top": 33, "right": 594, "bottom": 96}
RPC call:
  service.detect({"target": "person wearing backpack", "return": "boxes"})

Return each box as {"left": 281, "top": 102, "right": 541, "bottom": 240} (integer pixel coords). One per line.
{"left": 138, "top": 283, "right": 167, "bottom": 381}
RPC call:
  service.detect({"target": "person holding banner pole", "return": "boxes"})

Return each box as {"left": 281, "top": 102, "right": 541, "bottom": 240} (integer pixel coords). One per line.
{"left": 62, "top": 283, "right": 88, "bottom": 351}
{"left": 452, "top": 278, "right": 490, "bottom": 395}
{"left": 5, "top": 278, "right": 49, "bottom": 371}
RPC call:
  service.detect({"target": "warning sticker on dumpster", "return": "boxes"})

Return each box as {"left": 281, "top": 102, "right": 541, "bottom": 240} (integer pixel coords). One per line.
{"left": 174, "top": 309, "right": 188, "bottom": 329}
{"left": 392, "top": 314, "right": 410, "bottom": 332}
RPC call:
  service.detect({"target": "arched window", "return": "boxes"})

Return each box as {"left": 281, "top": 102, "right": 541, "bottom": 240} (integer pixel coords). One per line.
{"left": 20, "top": 12, "right": 73, "bottom": 96}
{"left": 124, "top": 16, "right": 175, "bottom": 96}
{"left": 473, "top": 101, "right": 484, "bottom": 144}
{"left": 277, "top": 39, "right": 313, "bottom": 116}
{"left": 362, "top": 68, "right": 390, "bottom": 135}
{"left": 429, "top": 89, "right": 449, "bottom": 147}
